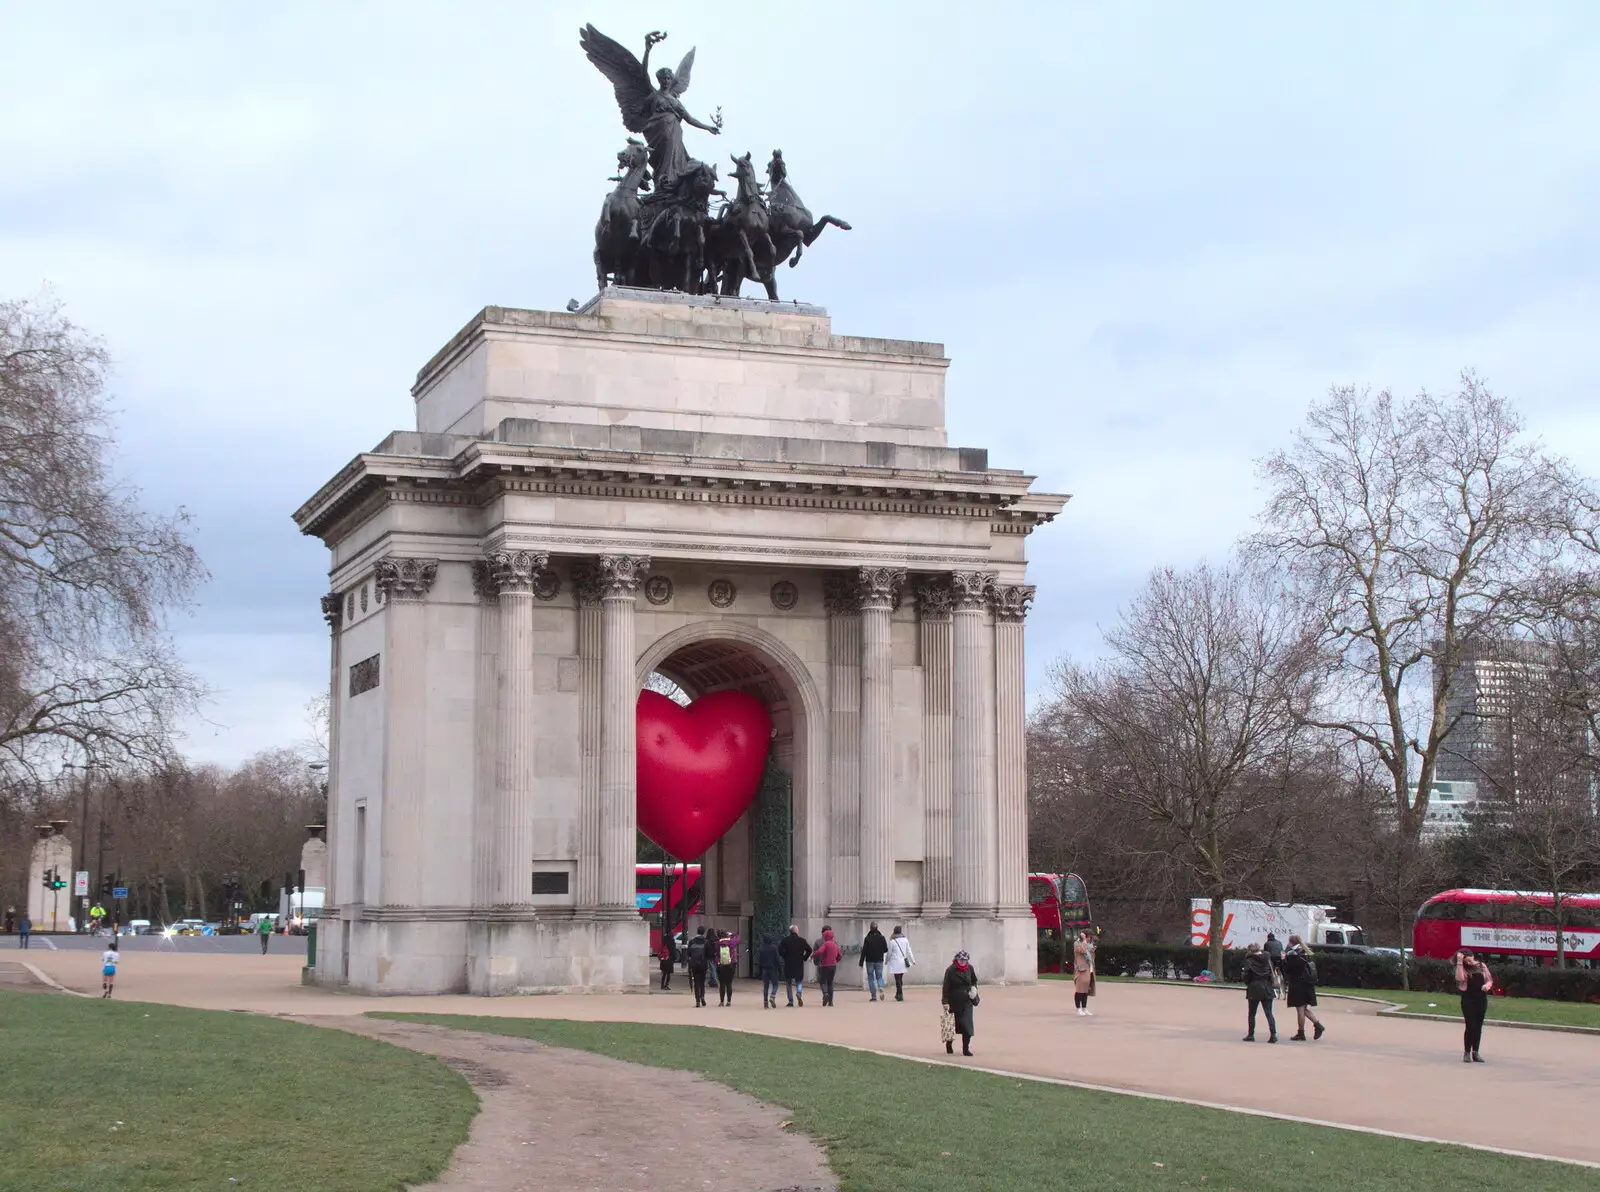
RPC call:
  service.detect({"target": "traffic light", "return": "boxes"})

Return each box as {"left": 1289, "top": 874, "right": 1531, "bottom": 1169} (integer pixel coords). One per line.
{"left": 100, "top": 874, "right": 113, "bottom": 898}
{"left": 41, "top": 867, "right": 53, "bottom": 890}
{"left": 285, "top": 870, "right": 296, "bottom": 896}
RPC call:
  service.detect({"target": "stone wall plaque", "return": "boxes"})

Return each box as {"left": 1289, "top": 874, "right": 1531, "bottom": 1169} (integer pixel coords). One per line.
{"left": 644, "top": 575, "right": 674, "bottom": 605}
{"left": 708, "top": 579, "right": 736, "bottom": 608}
{"left": 769, "top": 580, "right": 798, "bottom": 610}
{"left": 531, "top": 871, "right": 570, "bottom": 895}
{"left": 349, "top": 654, "right": 380, "bottom": 697}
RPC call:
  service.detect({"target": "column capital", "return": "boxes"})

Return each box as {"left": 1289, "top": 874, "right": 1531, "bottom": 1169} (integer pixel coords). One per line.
{"left": 374, "top": 557, "right": 439, "bottom": 603}
{"left": 857, "top": 565, "right": 906, "bottom": 612}
{"left": 949, "top": 571, "right": 996, "bottom": 610}
{"left": 823, "top": 573, "right": 861, "bottom": 616}
{"left": 320, "top": 592, "right": 343, "bottom": 631}
{"left": 602, "top": 554, "right": 651, "bottom": 598}
{"left": 913, "top": 576, "right": 954, "bottom": 621}
{"left": 989, "top": 583, "right": 1036, "bottom": 622}
{"left": 484, "top": 549, "right": 551, "bottom": 596}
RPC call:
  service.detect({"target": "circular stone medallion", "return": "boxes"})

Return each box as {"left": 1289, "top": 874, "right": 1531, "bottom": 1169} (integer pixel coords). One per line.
{"left": 644, "top": 575, "right": 674, "bottom": 606}
{"left": 707, "top": 579, "right": 737, "bottom": 608}
{"left": 532, "top": 571, "right": 561, "bottom": 601}
{"left": 770, "top": 580, "right": 799, "bottom": 611}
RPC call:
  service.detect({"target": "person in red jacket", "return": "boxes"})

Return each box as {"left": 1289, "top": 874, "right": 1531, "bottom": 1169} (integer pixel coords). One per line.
{"left": 813, "top": 926, "right": 842, "bottom": 1006}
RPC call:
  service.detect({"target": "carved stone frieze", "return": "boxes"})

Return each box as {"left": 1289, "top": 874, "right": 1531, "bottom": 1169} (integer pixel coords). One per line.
{"left": 989, "top": 583, "right": 1036, "bottom": 623}
{"left": 857, "top": 565, "right": 906, "bottom": 612}
{"left": 486, "top": 549, "right": 551, "bottom": 596}
{"left": 913, "top": 576, "right": 953, "bottom": 621}
{"left": 374, "top": 557, "right": 439, "bottom": 603}
{"left": 572, "top": 560, "right": 607, "bottom": 606}
{"left": 949, "top": 571, "right": 996, "bottom": 611}
{"left": 320, "top": 592, "right": 343, "bottom": 631}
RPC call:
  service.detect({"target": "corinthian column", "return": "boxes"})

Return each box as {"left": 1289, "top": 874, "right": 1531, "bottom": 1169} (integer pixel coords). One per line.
{"left": 824, "top": 574, "right": 861, "bottom": 915}
{"left": 318, "top": 592, "right": 343, "bottom": 924}
{"left": 597, "top": 554, "right": 650, "bottom": 919}
{"left": 950, "top": 570, "right": 995, "bottom": 916}
{"left": 991, "top": 584, "right": 1035, "bottom": 914}
{"left": 915, "top": 577, "right": 954, "bottom": 915}
{"left": 573, "top": 564, "right": 606, "bottom": 915}
{"left": 857, "top": 565, "right": 904, "bottom": 911}
{"left": 374, "top": 557, "right": 438, "bottom": 907}
{"left": 488, "top": 549, "right": 548, "bottom": 906}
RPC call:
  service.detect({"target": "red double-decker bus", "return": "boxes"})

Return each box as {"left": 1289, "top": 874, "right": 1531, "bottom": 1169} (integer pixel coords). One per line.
{"left": 1029, "top": 872, "right": 1093, "bottom": 972}
{"left": 637, "top": 863, "right": 702, "bottom": 955}
{"left": 1413, "top": 889, "right": 1600, "bottom": 966}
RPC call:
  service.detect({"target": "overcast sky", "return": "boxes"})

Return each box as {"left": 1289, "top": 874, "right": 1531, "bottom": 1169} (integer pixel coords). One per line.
{"left": 3, "top": 3, "right": 1597, "bottom": 765}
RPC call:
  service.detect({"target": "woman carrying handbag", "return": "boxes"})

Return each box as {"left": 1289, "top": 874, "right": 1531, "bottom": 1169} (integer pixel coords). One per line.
{"left": 940, "top": 950, "right": 979, "bottom": 1057}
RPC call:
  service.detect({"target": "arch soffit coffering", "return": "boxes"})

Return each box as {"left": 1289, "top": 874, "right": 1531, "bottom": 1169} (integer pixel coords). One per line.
{"left": 635, "top": 620, "right": 824, "bottom": 731}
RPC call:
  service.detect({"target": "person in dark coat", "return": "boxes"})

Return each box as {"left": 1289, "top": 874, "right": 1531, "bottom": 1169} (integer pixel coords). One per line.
{"left": 1264, "top": 931, "right": 1283, "bottom": 972}
{"left": 1241, "top": 942, "right": 1278, "bottom": 1043}
{"left": 17, "top": 914, "right": 30, "bottom": 949}
{"left": 1455, "top": 949, "right": 1494, "bottom": 1063}
{"left": 1279, "top": 935, "right": 1325, "bottom": 1041}
{"left": 859, "top": 922, "right": 890, "bottom": 1002}
{"left": 685, "top": 926, "right": 711, "bottom": 1007}
{"left": 758, "top": 934, "right": 782, "bottom": 1008}
{"left": 778, "top": 925, "right": 812, "bottom": 1006}
{"left": 714, "top": 929, "right": 739, "bottom": 1007}
{"left": 941, "top": 950, "right": 978, "bottom": 1056}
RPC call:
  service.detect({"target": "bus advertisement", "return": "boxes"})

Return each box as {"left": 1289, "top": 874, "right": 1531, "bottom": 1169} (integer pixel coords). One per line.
{"left": 1029, "top": 872, "right": 1092, "bottom": 972}
{"left": 1413, "top": 889, "right": 1600, "bottom": 965}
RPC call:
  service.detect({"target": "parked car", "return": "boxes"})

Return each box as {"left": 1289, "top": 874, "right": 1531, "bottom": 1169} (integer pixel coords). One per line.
{"left": 1312, "top": 942, "right": 1382, "bottom": 957}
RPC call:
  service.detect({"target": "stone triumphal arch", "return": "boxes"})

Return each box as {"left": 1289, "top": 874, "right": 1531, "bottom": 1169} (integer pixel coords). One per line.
{"left": 294, "top": 289, "right": 1066, "bottom": 994}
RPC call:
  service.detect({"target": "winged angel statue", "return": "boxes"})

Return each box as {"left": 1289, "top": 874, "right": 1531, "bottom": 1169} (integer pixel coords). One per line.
{"left": 579, "top": 25, "right": 850, "bottom": 299}
{"left": 580, "top": 26, "right": 721, "bottom": 190}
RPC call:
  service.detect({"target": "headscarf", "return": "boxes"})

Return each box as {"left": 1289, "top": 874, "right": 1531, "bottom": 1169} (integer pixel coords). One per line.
{"left": 953, "top": 950, "right": 970, "bottom": 970}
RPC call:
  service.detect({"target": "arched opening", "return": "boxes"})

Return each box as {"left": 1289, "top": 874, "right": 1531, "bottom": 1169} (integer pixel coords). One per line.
{"left": 638, "top": 625, "right": 820, "bottom": 969}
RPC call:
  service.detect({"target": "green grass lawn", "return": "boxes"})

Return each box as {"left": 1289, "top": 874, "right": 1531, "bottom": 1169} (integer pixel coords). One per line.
{"left": 0, "top": 991, "right": 475, "bottom": 1192}
{"left": 384, "top": 1013, "right": 1596, "bottom": 1192}
{"left": 1318, "top": 986, "right": 1600, "bottom": 1029}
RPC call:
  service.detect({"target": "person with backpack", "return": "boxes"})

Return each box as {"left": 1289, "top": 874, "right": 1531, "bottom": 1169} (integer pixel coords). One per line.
{"left": 859, "top": 922, "right": 889, "bottom": 1002}
{"left": 1279, "top": 934, "right": 1325, "bottom": 1041}
{"left": 714, "top": 929, "right": 739, "bottom": 1006}
{"left": 1241, "top": 942, "right": 1278, "bottom": 1043}
{"left": 778, "top": 925, "right": 812, "bottom": 1006}
{"left": 885, "top": 925, "right": 915, "bottom": 1000}
{"left": 812, "top": 926, "right": 842, "bottom": 1006}
{"left": 685, "top": 927, "right": 711, "bottom": 1007}
{"left": 757, "top": 934, "right": 782, "bottom": 1008}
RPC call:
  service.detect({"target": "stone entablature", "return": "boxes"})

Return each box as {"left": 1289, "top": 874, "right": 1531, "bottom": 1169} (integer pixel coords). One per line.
{"left": 295, "top": 292, "right": 1068, "bottom": 996}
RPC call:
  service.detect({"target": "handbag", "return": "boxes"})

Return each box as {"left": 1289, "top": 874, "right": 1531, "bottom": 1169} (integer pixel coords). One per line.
{"left": 1087, "top": 973, "right": 1097, "bottom": 997}
{"left": 939, "top": 1006, "right": 956, "bottom": 1043}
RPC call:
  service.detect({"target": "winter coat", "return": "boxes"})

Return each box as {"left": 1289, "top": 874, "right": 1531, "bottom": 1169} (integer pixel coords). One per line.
{"left": 1279, "top": 946, "right": 1318, "bottom": 1007}
{"left": 1073, "top": 939, "right": 1095, "bottom": 995}
{"left": 758, "top": 937, "right": 781, "bottom": 977}
{"left": 778, "top": 932, "right": 812, "bottom": 979}
{"left": 859, "top": 928, "right": 889, "bottom": 965}
{"left": 813, "top": 928, "right": 842, "bottom": 968}
{"left": 885, "top": 934, "right": 915, "bottom": 975}
{"left": 1243, "top": 952, "right": 1275, "bottom": 999}
{"left": 942, "top": 962, "right": 978, "bottom": 1037}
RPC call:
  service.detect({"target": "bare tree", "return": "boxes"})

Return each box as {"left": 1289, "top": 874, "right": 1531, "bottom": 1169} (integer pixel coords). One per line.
{"left": 0, "top": 294, "right": 206, "bottom": 792}
{"left": 1050, "top": 561, "right": 1323, "bottom": 974}
{"left": 1252, "top": 377, "right": 1595, "bottom": 839}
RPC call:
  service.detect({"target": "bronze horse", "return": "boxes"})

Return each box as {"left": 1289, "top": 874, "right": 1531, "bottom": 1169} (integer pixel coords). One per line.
{"left": 766, "top": 150, "right": 850, "bottom": 268}
{"left": 594, "top": 139, "right": 651, "bottom": 291}
{"left": 707, "top": 152, "right": 780, "bottom": 300}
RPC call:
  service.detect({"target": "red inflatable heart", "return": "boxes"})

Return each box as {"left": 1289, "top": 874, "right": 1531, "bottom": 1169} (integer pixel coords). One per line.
{"left": 636, "top": 689, "right": 772, "bottom": 860}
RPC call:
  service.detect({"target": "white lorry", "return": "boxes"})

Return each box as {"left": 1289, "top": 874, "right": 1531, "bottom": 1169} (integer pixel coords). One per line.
{"left": 1189, "top": 899, "right": 1366, "bottom": 949}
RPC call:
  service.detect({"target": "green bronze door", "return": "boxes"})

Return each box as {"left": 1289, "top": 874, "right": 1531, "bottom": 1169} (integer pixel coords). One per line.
{"left": 751, "top": 759, "right": 793, "bottom": 961}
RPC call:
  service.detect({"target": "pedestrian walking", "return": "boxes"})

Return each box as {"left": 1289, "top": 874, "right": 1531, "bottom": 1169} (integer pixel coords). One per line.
{"left": 1455, "top": 949, "right": 1494, "bottom": 1063}
{"left": 1279, "top": 935, "right": 1325, "bottom": 1041}
{"left": 3, "top": 906, "right": 14, "bottom": 934}
{"left": 686, "top": 927, "right": 711, "bottom": 1007}
{"left": 885, "top": 925, "right": 915, "bottom": 1000}
{"left": 813, "top": 927, "right": 842, "bottom": 1006}
{"left": 706, "top": 929, "right": 719, "bottom": 993}
{"left": 940, "top": 950, "right": 979, "bottom": 1056}
{"left": 859, "top": 922, "right": 889, "bottom": 1002}
{"left": 257, "top": 915, "right": 272, "bottom": 954}
{"left": 778, "top": 925, "right": 811, "bottom": 1006}
{"left": 715, "top": 929, "right": 738, "bottom": 1006}
{"left": 758, "top": 934, "right": 782, "bottom": 1008}
{"left": 1072, "top": 929, "right": 1096, "bottom": 1016}
{"left": 658, "top": 935, "right": 677, "bottom": 990}
{"left": 101, "top": 940, "right": 119, "bottom": 998}
{"left": 1241, "top": 942, "right": 1278, "bottom": 1043}
{"left": 1264, "top": 931, "right": 1283, "bottom": 972}
{"left": 18, "top": 914, "right": 31, "bottom": 949}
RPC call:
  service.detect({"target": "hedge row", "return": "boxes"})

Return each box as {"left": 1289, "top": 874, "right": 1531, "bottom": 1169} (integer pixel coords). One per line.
{"left": 1043, "top": 940, "right": 1600, "bottom": 1002}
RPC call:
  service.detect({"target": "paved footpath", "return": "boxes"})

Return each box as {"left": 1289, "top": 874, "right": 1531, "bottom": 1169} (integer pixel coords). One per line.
{"left": 24, "top": 949, "right": 1600, "bottom": 1166}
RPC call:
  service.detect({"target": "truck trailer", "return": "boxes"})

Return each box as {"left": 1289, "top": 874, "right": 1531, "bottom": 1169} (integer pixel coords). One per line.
{"left": 1189, "top": 899, "right": 1365, "bottom": 949}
